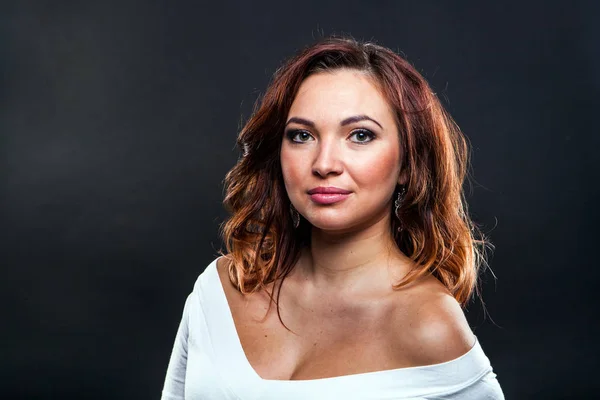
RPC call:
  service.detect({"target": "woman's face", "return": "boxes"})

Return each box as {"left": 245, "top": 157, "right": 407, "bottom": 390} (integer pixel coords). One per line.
{"left": 281, "top": 68, "right": 404, "bottom": 233}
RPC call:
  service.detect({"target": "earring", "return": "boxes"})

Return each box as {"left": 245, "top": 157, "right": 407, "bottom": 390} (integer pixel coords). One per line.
{"left": 290, "top": 204, "right": 300, "bottom": 228}
{"left": 394, "top": 185, "right": 407, "bottom": 224}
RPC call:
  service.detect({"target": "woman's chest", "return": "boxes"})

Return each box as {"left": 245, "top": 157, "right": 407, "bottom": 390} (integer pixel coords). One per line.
{"left": 227, "top": 287, "right": 414, "bottom": 381}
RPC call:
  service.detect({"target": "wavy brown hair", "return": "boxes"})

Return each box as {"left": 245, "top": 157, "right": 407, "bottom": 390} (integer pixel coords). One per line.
{"left": 219, "top": 35, "right": 492, "bottom": 314}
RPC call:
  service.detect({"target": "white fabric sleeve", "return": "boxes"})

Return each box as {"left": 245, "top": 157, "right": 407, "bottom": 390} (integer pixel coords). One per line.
{"left": 161, "top": 294, "right": 192, "bottom": 400}
{"left": 434, "top": 370, "right": 505, "bottom": 400}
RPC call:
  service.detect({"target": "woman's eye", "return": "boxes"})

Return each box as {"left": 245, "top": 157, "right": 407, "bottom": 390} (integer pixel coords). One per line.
{"left": 287, "top": 130, "right": 314, "bottom": 143}
{"left": 349, "top": 129, "right": 375, "bottom": 143}
{"left": 285, "top": 129, "right": 374, "bottom": 144}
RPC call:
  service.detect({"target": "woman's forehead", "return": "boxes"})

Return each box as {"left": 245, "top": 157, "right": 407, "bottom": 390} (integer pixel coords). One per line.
{"left": 288, "top": 70, "right": 394, "bottom": 129}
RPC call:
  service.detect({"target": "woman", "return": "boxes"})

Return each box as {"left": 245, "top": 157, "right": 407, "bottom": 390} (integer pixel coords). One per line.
{"left": 162, "top": 36, "right": 504, "bottom": 399}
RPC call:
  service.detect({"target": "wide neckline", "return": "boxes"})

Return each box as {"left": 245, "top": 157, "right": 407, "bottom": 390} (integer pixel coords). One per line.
{"left": 206, "top": 257, "right": 483, "bottom": 384}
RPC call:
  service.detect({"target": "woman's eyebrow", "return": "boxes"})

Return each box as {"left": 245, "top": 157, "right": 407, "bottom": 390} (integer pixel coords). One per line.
{"left": 340, "top": 115, "right": 383, "bottom": 129}
{"left": 285, "top": 115, "right": 383, "bottom": 129}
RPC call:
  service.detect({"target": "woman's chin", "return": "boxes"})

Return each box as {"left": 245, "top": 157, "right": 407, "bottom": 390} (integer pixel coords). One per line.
{"left": 305, "top": 217, "right": 358, "bottom": 233}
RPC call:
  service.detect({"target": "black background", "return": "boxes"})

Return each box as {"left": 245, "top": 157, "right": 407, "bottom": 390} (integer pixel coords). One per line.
{"left": 2, "top": 1, "right": 599, "bottom": 398}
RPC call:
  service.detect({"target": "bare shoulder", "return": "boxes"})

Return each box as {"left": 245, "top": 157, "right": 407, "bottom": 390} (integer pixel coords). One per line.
{"left": 393, "top": 276, "right": 476, "bottom": 366}
{"left": 215, "top": 254, "right": 230, "bottom": 274}
{"left": 216, "top": 254, "right": 239, "bottom": 276}
{"left": 214, "top": 254, "right": 237, "bottom": 292}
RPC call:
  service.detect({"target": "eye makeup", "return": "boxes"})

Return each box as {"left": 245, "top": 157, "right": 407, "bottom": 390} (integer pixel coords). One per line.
{"left": 284, "top": 128, "right": 376, "bottom": 144}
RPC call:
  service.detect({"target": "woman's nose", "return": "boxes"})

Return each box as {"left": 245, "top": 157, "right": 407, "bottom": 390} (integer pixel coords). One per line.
{"left": 312, "top": 139, "right": 343, "bottom": 178}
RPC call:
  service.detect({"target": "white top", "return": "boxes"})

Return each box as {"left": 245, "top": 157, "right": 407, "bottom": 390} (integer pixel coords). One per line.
{"left": 161, "top": 258, "right": 504, "bottom": 400}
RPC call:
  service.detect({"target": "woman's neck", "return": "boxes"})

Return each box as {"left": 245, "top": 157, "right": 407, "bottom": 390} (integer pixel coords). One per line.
{"left": 299, "top": 215, "right": 412, "bottom": 296}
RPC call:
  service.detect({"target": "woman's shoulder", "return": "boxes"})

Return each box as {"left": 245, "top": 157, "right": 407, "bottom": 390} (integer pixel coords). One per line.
{"left": 389, "top": 275, "right": 476, "bottom": 367}
{"left": 214, "top": 254, "right": 236, "bottom": 291}
{"left": 185, "top": 255, "right": 228, "bottom": 296}
{"left": 214, "top": 254, "right": 232, "bottom": 275}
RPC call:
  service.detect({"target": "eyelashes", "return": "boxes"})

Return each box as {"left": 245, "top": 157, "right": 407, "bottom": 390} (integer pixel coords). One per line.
{"left": 284, "top": 129, "right": 376, "bottom": 144}
{"left": 349, "top": 129, "right": 376, "bottom": 143}
{"left": 286, "top": 130, "right": 313, "bottom": 143}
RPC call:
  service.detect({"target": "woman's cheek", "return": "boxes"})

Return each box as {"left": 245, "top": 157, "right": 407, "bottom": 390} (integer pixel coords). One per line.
{"left": 354, "top": 147, "right": 400, "bottom": 187}
{"left": 281, "top": 157, "right": 305, "bottom": 193}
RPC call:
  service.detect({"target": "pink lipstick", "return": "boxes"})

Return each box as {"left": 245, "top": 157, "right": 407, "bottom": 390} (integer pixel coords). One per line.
{"left": 307, "top": 187, "right": 351, "bottom": 205}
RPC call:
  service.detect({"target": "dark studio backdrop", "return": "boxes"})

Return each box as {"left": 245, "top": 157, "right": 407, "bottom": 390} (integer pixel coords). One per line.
{"left": 2, "top": 1, "right": 598, "bottom": 398}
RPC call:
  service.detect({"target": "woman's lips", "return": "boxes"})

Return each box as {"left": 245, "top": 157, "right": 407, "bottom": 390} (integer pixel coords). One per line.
{"left": 309, "top": 193, "right": 350, "bottom": 205}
